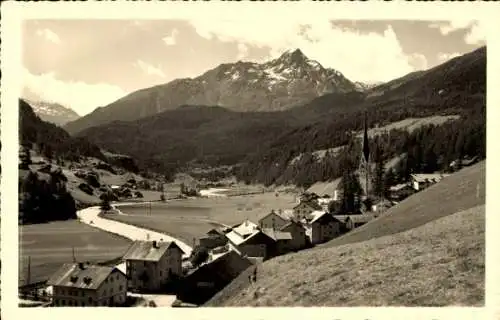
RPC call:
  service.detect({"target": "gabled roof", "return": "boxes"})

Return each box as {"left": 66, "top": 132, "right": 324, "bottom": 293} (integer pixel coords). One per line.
{"left": 306, "top": 210, "right": 336, "bottom": 224}
{"left": 261, "top": 228, "right": 293, "bottom": 241}
{"left": 258, "top": 210, "right": 294, "bottom": 223}
{"left": 345, "top": 214, "right": 376, "bottom": 224}
{"left": 411, "top": 173, "right": 449, "bottom": 183}
{"left": 232, "top": 220, "right": 259, "bottom": 237}
{"left": 123, "top": 240, "right": 184, "bottom": 261}
{"left": 280, "top": 220, "right": 305, "bottom": 231}
{"left": 293, "top": 201, "right": 322, "bottom": 211}
{"left": 47, "top": 263, "right": 123, "bottom": 290}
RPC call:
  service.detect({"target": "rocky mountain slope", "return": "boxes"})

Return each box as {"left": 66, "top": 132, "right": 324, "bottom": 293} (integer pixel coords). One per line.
{"left": 64, "top": 49, "right": 358, "bottom": 134}
{"left": 23, "top": 99, "right": 80, "bottom": 126}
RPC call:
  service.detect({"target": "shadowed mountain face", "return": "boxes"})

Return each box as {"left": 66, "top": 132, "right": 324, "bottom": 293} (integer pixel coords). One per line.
{"left": 64, "top": 49, "right": 358, "bottom": 135}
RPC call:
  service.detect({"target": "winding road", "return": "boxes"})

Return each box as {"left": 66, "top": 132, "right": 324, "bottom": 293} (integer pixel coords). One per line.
{"left": 76, "top": 204, "right": 193, "bottom": 257}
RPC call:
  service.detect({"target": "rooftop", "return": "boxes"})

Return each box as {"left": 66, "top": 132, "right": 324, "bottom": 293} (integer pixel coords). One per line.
{"left": 47, "top": 263, "right": 121, "bottom": 290}
{"left": 123, "top": 240, "right": 184, "bottom": 262}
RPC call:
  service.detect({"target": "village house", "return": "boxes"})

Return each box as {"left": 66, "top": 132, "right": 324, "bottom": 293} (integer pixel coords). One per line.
{"left": 225, "top": 220, "right": 276, "bottom": 259}
{"left": 258, "top": 209, "right": 294, "bottom": 230}
{"left": 178, "top": 250, "right": 253, "bottom": 305}
{"left": 123, "top": 240, "right": 185, "bottom": 292}
{"left": 302, "top": 211, "right": 341, "bottom": 245}
{"left": 389, "top": 183, "right": 415, "bottom": 201}
{"left": 279, "top": 220, "right": 308, "bottom": 251}
{"left": 199, "top": 228, "right": 228, "bottom": 250}
{"left": 410, "top": 173, "right": 449, "bottom": 191}
{"left": 47, "top": 262, "right": 127, "bottom": 307}
{"left": 261, "top": 228, "right": 293, "bottom": 255}
{"left": 293, "top": 200, "right": 322, "bottom": 220}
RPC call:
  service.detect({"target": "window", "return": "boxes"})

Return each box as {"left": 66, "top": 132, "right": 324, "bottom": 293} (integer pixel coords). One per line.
{"left": 62, "top": 300, "right": 66, "bottom": 306}
{"left": 110, "top": 288, "right": 114, "bottom": 294}
{"left": 82, "top": 302, "right": 86, "bottom": 307}
{"left": 103, "top": 289, "right": 107, "bottom": 296}
{"left": 69, "top": 300, "right": 73, "bottom": 306}
{"left": 119, "top": 285, "right": 123, "bottom": 291}
{"left": 110, "top": 276, "right": 114, "bottom": 283}
{"left": 159, "top": 271, "right": 162, "bottom": 277}
{"left": 89, "top": 297, "right": 93, "bottom": 303}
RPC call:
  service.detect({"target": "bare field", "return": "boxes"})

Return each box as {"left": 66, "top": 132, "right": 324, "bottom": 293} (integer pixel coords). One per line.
{"left": 19, "top": 220, "right": 131, "bottom": 285}
{"left": 208, "top": 205, "right": 484, "bottom": 307}
{"left": 108, "top": 192, "right": 298, "bottom": 243}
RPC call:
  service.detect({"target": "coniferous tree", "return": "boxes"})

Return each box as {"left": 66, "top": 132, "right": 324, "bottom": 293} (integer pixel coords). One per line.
{"left": 372, "top": 144, "right": 386, "bottom": 200}
{"left": 383, "top": 169, "right": 396, "bottom": 199}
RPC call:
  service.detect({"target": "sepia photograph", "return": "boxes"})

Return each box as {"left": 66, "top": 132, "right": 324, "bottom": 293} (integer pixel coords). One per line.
{"left": 1, "top": 3, "right": 495, "bottom": 316}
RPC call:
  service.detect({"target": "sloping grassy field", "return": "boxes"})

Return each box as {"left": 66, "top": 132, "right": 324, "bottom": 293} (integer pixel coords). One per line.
{"left": 322, "top": 161, "right": 485, "bottom": 248}
{"left": 206, "top": 162, "right": 485, "bottom": 306}
{"left": 207, "top": 205, "right": 484, "bottom": 307}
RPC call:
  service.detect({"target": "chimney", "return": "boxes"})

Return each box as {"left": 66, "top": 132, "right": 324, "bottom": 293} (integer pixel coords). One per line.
{"left": 78, "top": 262, "right": 85, "bottom": 270}
{"left": 152, "top": 240, "right": 158, "bottom": 248}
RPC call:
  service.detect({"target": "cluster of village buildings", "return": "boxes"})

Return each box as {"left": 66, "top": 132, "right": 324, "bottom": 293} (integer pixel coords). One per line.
{"left": 31, "top": 165, "right": 473, "bottom": 307}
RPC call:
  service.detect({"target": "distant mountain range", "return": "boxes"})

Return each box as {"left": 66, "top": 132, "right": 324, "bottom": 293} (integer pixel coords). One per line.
{"left": 75, "top": 47, "right": 486, "bottom": 185}
{"left": 23, "top": 99, "right": 80, "bottom": 126}
{"left": 64, "top": 49, "right": 360, "bottom": 134}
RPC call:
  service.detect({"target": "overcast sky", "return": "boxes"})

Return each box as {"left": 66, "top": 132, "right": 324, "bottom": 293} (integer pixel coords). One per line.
{"left": 22, "top": 19, "right": 485, "bottom": 116}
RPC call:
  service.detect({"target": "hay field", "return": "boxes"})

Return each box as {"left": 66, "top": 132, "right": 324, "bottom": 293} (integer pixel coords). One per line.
{"left": 19, "top": 220, "right": 131, "bottom": 285}
{"left": 107, "top": 191, "right": 297, "bottom": 243}
{"left": 208, "top": 205, "right": 484, "bottom": 307}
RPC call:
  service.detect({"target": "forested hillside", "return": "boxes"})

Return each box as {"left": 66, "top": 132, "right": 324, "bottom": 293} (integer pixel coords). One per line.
{"left": 76, "top": 47, "right": 486, "bottom": 187}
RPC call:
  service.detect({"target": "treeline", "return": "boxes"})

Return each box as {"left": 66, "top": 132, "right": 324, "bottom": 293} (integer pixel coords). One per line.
{"left": 19, "top": 164, "right": 77, "bottom": 224}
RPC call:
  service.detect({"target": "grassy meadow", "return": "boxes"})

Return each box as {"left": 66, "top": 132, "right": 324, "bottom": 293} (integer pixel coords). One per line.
{"left": 19, "top": 220, "right": 131, "bottom": 285}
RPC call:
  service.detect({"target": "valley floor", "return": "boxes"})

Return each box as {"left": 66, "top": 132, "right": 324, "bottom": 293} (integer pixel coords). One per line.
{"left": 207, "top": 205, "right": 485, "bottom": 307}
{"left": 106, "top": 191, "right": 298, "bottom": 244}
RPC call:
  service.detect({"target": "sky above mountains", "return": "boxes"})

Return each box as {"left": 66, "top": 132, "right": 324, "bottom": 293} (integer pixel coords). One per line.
{"left": 22, "top": 19, "right": 485, "bottom": 116}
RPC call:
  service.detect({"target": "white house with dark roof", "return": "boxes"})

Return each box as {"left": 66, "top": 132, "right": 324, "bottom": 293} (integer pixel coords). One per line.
{"left": 123, "top": 240, "right": 185, "bottom": 292}
{"left": 47, "top": 262, "right": 127, "bottom": 307}
{"left": 225, "top": 220, "right": 276, "bottom": 259}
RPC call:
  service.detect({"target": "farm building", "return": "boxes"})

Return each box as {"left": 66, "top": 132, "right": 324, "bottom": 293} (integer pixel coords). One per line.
{"left": 47, "top": 262, "right": 127, "bottom": 307}
{"left": 199, "top": 228, "right": 228, "bottom": 250}
{"left": 261, "top": 228, "right": 293, "bottom": 255}
{"left": 411, "top": 173, "right": 449, "bottom": 191}
{"left": 302, "top": 211, "right": 341, "bottom": 245}
{"left": 258, "top": 209, "right": 293, "bottom": 230}
{"left": 225, "top": 220, "right": 276, "bottom": 259}
{"left": 279, "top": 220, "right": 308, "bottom": 251}
{"left": 178, "top": 250, "right": 253, "bottom": 305}
{"left": 293, "top": 201, "right": 322, "bottom": 220}
{"left": 123, "top": 240, "right": 185, "bottom": 292}
{"left": 389, "top": 183, "right": 415, "bottom": 201}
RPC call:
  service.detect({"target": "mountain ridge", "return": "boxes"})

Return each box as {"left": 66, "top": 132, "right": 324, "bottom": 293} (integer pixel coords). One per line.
{"left": 64, "top": 49, "right": 358, "bottom": 134}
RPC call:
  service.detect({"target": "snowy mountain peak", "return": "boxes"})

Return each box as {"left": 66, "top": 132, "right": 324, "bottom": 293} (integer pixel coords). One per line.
{"left": 24, "top": 99, "right": 80, "bottom": 126}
